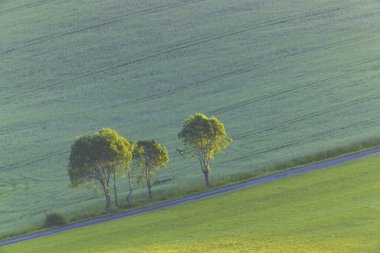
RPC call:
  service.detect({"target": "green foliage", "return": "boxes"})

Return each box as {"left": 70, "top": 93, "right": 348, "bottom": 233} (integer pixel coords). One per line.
{"left": 178, "top": 113, "right": 232, "bottom": 159}
{"left": 68, "top": 129, "right": 133, "bottom": 187}
{"left": 5, "top": 155, "right": 380, "bottom": 252}
{"left": 68, "top": 135, "right": 100, "bottom": 187}
{"left": 178, "top": 113, "right": 232, "bottom": 185}
{"left": 95, "top": 128, "right": 133, "bottom": 169}
{"left": 134, "top": 140, "right": 169, "bottom": 175}
{"left": 134, "top": 140, "right": 169, "bottom": 198}
{"left": 68, "top": 128, "right": 133, "bottom": 209}
{"left": 44, "top": 212, "right": 67, "bottom": 228}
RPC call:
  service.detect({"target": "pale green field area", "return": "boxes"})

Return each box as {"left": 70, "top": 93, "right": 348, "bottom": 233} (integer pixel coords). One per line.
{"left": 2, "top": 155, "right": 380, "bottom": 253}
{"left": 1, "top": 0, "right": 380, "bottom": 235}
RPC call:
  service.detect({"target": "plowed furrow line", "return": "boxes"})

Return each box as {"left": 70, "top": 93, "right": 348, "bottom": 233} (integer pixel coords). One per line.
{"left": 234, "top": 94, "right": 380, "bottom": 141}
{"left": 0, "top": 0, "right": 206, "bottom": 55}
{"left": 0, "top": 150, "right": 69, "bottom": 171}
{"left": 0, "top": 0, "right": 54, "bottom": 16}
{"left": 209, "top": 62, "right": 380, "bottom": 115}
{"left": 227, "top": 143, "right": 295, "bottom": 163}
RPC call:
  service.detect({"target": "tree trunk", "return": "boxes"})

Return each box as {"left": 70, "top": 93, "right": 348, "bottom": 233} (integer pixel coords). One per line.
{"left": 199, "top": 155, "right": 211, "bottom": 186}
{"left": 113, "top": 172, "right": 119, "bottom": 208}
{"left": 126, "top": 171, "right": 133, "bottom": 204}
{"left": 203, "top": 170, "right": 210, "bottom": 187}
{"left": 105, "top": 191, "right": 112, "bottom": 210}
{"left": 102, "top": 186, "right": 112, "bottom": 210}
{"left": 147, "top": 178, "right": 153, "bottom": 199}
{"left": 98, "top": 176, "right": 112, "bottom": 210}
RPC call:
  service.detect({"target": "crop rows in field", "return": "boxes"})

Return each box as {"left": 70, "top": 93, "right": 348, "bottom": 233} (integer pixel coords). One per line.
{"left": 1, "top": 4, "right": 346, "bottom": 100}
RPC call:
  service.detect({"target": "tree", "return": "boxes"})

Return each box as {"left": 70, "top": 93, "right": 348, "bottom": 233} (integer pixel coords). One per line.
{"left": 125, "top": 164, "right": 134, "bottom": 205}
{"left": 178, "top": 113, "right": 232, "bottom": 186}
{"left": 68, "top": 128, "right": 133, "bottom": 209}
{"left": 125, "top": 142, "right": 135, "bottom": 206}
{"left": 134, "top": 140, "right": 169, "bottom": 199}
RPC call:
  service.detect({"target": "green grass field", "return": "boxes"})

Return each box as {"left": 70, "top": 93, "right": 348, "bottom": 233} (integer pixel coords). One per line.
{"left": 1, "top": 0, "right": 380, "bottom": 235}
{"left": 2, "top": 155, "right": 380, "bottom": 252}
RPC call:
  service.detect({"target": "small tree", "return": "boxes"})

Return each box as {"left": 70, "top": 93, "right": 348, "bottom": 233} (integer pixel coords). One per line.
{"left": 125, "top": 164, "right": 134, "bottom": 205}
{"left": 68, "top": 129, "right": 133, "bottom": 209}
{"left": 98, "top": 129, "right": 133, "bottom": 207}
{"left": 134, "top": 140, "right": 169, "bottom": 199}
{"left": 178, "top": 113, "right": 232, "bottom": 186}
{"left": 125, "top": 142, "right": 135, "bottom": 206}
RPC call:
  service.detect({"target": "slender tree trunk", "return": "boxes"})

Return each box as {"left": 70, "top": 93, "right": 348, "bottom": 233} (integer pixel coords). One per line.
{"left": 113, "top": 172, "right": 119, "bottom": 208}
{"left": 101, "top": 184, "right": 112, "bottom": 210}
{"left": 105, "top": 190, "right": 112, "bottom": 210}
{"left": 98, "top": 177, "right": 112, "bottom": 210}
{"left": 144, "top": 167, "right": 153, "bottom": 199}
{"left": 146, "top": 178, "right": 153, "bottom": 199}
{"left": 126, "top": 171, "right": 133, "bottom": 204}
{"left": 203, "top": 170, "right": 210, "bottom": 186}
{"left": 198, "top": 154, "right": 211, "bottom": 186}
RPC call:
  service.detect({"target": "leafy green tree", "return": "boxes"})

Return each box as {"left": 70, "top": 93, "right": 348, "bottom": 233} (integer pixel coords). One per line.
{"left": 68, "top": 128, "right": 133, "bottom": 209}
{"left": 134, "top": 140, "right": 169, "bottom": 199}
{"left": 178, "top": 113, "right": 232, "bottom": 186}
{"left": 98, "top": 129, "right": 134, "bottom": 207}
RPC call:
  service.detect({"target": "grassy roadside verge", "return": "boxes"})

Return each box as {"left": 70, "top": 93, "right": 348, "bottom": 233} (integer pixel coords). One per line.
{"left": 1, "top": 137, "right": 380, "bottom": 242}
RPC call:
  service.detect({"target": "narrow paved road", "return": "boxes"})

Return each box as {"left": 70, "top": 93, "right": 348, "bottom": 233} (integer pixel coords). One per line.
{"left": 1, "top": 147, "right": 380, "bottom": 247}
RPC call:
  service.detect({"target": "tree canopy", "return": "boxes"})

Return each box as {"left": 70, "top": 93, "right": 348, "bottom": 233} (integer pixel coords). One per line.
{"left": 68, "top": 128, "right": 133, "bottom": 209}
{"left": 178, "top": 113, "right": 232, "bottom": 186}
{"left": 134, "top": 140, "right": 169, "bottom": 199}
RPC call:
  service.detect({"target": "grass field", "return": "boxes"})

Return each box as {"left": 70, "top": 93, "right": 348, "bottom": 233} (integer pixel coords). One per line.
{"left": 1, "top": 0, "right": 380, "bottom": 235}
{"left": 2, "top": 154, "right": 380, "bottom": 252}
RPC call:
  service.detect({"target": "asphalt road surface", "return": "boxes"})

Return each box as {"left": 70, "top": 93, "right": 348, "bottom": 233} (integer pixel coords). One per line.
{"left": 1, "top": 147, "right": 380, "bottom": 247}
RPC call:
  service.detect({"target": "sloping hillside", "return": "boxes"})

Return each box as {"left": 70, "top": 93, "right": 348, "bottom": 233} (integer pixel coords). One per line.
{"left": 1, "top": 0, "right": 380, "bottom": 235}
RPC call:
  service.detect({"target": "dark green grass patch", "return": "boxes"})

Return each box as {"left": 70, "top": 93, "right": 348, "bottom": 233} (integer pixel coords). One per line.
{"left": 44, "top": 212, "right": 66, "bottom": 228}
